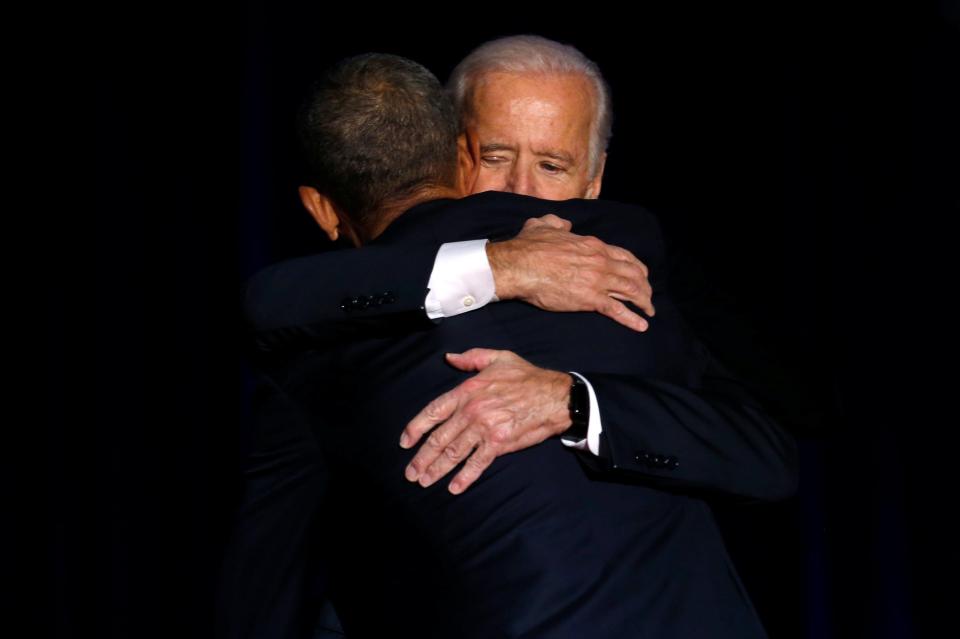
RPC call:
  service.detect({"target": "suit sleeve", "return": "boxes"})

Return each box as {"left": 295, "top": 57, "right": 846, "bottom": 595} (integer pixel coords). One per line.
{"left": 243, "top": 242, "right": 442, "bottom": 356}
{"left": 573, "top": 351, "right": 799, "bottom": 503}
{"left": 567, "top": 206, "right": 798, "bottom": 503}
{"left": 556, "top": 205, "right": 797, "bottom": 501}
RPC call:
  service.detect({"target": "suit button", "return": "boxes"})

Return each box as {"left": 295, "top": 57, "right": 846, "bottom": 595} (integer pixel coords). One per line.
{"left": 635, "top": 450, "right": 657, "bottom": 467}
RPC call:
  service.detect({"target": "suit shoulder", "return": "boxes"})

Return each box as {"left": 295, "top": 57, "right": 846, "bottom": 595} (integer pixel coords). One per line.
{"left": 549, "top": 198, "right": 667, "bottom": 262}
{"left": 241, "top": 259, "right": 295, "bottom": 333}
{"left": 557, "top": 197, "right": 663, "bottom": 233}
{"left": 241, "top": 249, "right": 345, "bottom": 331}
{"left": 386, "top": 192, "right": 560, "bottom": 243}
{"left": 446, "top": 193, "right": 666, "bottom": 241}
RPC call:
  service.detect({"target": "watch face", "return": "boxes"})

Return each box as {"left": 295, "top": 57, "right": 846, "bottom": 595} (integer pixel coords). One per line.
{"left": 567, "top": 374, "right": 589, "bottom": 439}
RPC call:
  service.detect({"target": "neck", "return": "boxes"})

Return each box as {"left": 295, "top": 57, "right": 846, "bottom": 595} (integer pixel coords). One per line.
{"left": 364, "top": 184, "right": 464, "bottom": 240}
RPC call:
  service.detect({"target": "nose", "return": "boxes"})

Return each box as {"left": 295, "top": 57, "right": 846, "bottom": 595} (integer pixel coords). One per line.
{"left": 505, "top": 166, "right": 537, "bottom": 198}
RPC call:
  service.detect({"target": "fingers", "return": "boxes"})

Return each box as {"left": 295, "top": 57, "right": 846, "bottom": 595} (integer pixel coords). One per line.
{"left": 404, "top": 350, "right": 513, "bottom": 483}
{"left": 445, "top": 419, "right": 558, "bottom": 494}
{"left": 591, "top": 241, "right": 653, "bottom": 306}
{"left": 578, "top": 237, "right": 655, "bottom": 315}
{"left": 603, "top": 270, "right": 655, "bottom": 317}
{"left": 404, "top": 406, "right": 471, "bottom": 482}
{"left": 603, "top": 243, "right": 649, "bottom": 279}
{"left": 594, "top": 295, "right": 649, "bottom": 333}
{"left": 447, "top": 444, "right": 497, "bottom": 494}
{"left": 418, "top": 427, "right": 484, "bottom": 489}
{"left": 400, "top": 352, "right": 560, "bottom": 495}
{"left": 598, "top": 247, "right": 654, "bottom": 316}
{"left": 400, "top": 389, "right": 459, "bottom": 450}
{"left": 581, "top": 241, "right": 654, "bottom": 316}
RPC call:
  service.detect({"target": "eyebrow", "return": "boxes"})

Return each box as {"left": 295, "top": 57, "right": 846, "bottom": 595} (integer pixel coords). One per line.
{"left": 479, "top": 143, "right": 516, "bottom": 154}
{"left": 533, "top": 149, "right": 576, "bottom": 165}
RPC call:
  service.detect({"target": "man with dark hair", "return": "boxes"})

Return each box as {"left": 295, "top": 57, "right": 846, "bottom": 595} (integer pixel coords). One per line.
{"left": 230, "top": 52, "right": 794, "bottom": 638}
{"left": 294, "top": 54, "right": 464, "bottom": 245}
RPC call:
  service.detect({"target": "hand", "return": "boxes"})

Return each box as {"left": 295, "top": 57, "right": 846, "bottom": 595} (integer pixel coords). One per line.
{"left": 399, "top": 348, "right": 572, "bottom": 494}
{"left": 486, "top": 214, "right": 655, "bottom": 332}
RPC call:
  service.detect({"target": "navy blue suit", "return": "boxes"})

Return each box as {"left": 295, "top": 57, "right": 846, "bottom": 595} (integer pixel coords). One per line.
{"left": 231, "top": 191, "right": 797, "bottom": 638}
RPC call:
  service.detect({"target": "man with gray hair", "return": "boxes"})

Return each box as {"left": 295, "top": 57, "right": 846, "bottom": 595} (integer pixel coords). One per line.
{"left": 252, "top": 35, "right": 675, "bottom": 497}
{"left": 225, "top": 36, "right": 793, "bottom": 638}
{"left": 447, "top": 34, "right": 612, "bottom": 200}
{"left": 235, "top": 50, "right": 790, "bottom": 639}
{"left": 252, "top": 36, "right": 669, "bottom": 494}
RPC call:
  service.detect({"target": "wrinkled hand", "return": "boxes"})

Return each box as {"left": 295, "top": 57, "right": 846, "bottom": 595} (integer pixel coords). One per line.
{"left": 486, "top": 214, "right": 655, "bottom": 332}
{"left": 399, "top": 348, "right": 572, "bottom": 494}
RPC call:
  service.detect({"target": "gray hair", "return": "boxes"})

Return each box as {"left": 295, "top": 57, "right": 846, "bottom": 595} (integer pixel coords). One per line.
{"left": 447, "top": 35, "right": 612, "bottom": 179}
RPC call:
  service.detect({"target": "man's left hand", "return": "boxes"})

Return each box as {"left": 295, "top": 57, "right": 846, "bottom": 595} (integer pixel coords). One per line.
{"left": 399, "top": 348, "right": 573, "bottom": 494}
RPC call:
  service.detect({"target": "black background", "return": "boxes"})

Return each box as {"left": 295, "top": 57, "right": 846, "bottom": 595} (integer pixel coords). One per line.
{"left": 54, "top": 1, "right": 959, "bottom": 637}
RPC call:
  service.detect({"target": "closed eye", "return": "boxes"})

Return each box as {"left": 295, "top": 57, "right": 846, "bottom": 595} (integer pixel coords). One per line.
{"left": 540, "top": 162, "right": 566, "bottom": 174}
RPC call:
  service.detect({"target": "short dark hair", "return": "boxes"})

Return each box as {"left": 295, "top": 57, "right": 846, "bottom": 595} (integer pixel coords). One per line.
{"left": 297, "top": 53, "right": 460, "bottom": 234}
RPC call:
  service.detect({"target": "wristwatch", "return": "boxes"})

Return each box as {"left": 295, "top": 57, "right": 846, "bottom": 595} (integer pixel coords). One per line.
{"left": 561, "top": 373, "right": 589, "bottom": 443}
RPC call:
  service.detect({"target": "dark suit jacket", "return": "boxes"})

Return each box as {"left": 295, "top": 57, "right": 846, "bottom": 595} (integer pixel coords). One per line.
{"left": 238, "top": 191, "right": 796, "bottom": 638}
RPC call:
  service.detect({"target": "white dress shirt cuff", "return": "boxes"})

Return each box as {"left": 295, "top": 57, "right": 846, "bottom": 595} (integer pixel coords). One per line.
{"left": 560, "top": 372, "right": 602, "bottom": 456}
{"left": 424, "top": 239, "right": 499, "bottom": 319}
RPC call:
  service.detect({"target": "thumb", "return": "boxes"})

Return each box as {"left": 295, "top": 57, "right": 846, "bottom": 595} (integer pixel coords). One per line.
{"left": 445, "top": 348, "right": 500, "bottom": 371}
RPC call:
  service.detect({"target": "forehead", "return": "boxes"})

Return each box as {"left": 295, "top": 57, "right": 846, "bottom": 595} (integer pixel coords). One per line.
{"left": 469, "top": 71, "right": 595, "bottom": 154}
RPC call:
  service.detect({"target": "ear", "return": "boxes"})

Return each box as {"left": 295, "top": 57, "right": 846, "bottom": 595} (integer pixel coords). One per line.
{"left": 584, "top": 152, "right": 607, "bottom": 199}
{"left": 455, "top": 132, "right": 480, "bottom": 195}
{"left": 299, "top": 185, "right": 341, "bottom": 242}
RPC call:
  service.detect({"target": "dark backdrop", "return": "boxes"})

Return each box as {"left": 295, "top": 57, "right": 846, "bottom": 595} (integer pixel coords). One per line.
{"left": 57, "top": 2, "right": 958, "bottom": 637}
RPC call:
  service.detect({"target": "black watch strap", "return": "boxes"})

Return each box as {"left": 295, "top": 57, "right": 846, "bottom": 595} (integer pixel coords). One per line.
{"left": 562, "top": 373, "right": 589, "bottom": 442}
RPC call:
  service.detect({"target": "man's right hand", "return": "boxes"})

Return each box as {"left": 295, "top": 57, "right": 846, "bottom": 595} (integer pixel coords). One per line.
{"left": 486, "top": 214, "right": 655, "bottom": 332}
